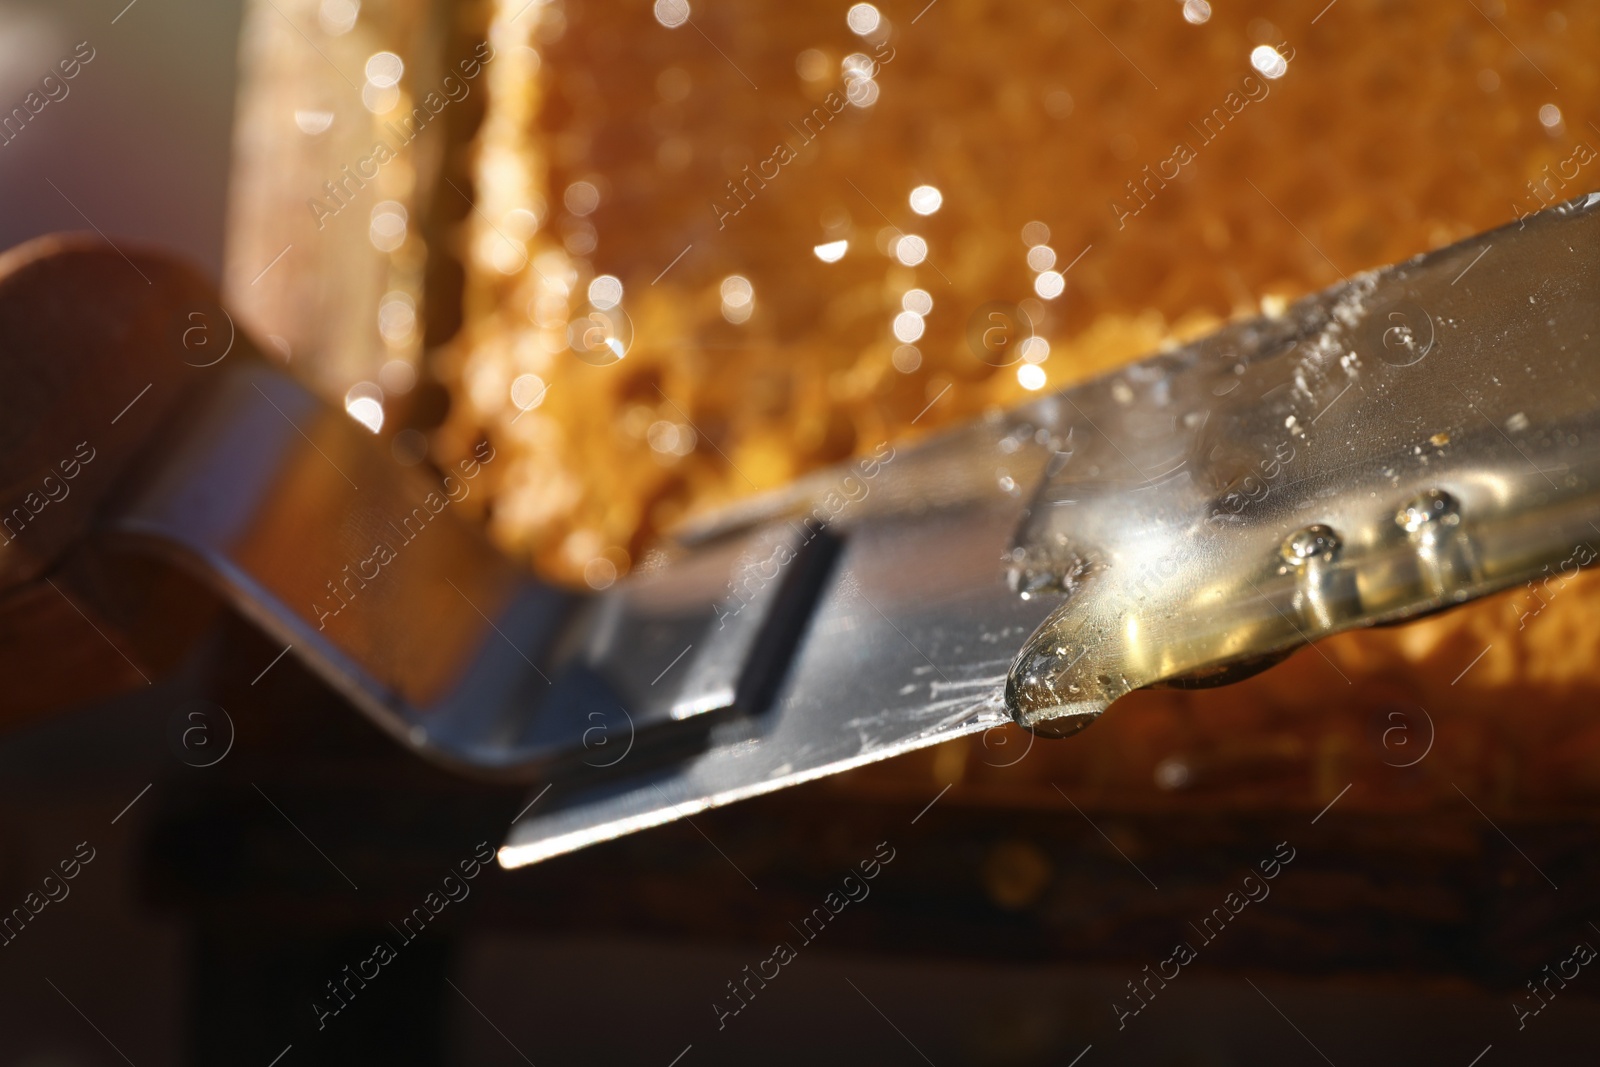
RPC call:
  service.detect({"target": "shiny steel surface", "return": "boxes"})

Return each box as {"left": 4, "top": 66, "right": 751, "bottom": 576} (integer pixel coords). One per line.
{"left": 109, "top": 362, "right": 577, "bottom": 773}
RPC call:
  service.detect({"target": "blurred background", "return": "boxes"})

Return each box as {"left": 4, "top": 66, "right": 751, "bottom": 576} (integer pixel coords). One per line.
{"left": 0, "top": 0, "right": 241, "bottom": 277}
{"left": 5, "top": 0, "right": 1600, "bottom": 1064}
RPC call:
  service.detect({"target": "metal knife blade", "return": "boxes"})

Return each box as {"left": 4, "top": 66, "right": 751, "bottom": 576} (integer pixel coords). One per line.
{"left": 501, "top": 193, "right": 1600, "bottom": 865}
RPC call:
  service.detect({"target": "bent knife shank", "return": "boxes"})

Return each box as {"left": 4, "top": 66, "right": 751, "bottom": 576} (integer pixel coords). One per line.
{"left": 2, "top": 196, "right": 1598, "bottom": 867}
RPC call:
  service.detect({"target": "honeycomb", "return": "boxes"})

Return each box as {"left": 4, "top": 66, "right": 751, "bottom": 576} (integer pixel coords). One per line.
{"left": 432, "top": 0, "right": 1600, "bottom": 773}
{"left": 442, "top": 0, "right": 1594, "bottom": 592}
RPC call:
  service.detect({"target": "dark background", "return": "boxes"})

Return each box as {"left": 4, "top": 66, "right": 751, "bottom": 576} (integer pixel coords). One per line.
{"left": 13, "top": 616, "right": 1600, "bottom": 1066}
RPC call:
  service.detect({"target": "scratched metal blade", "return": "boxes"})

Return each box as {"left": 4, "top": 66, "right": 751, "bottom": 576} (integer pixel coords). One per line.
{"left": 498, "top": 414, "right": 1063, "bottom": 865}
{"left": 501, "top": 192, "right": 1600, "bottom": 867}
